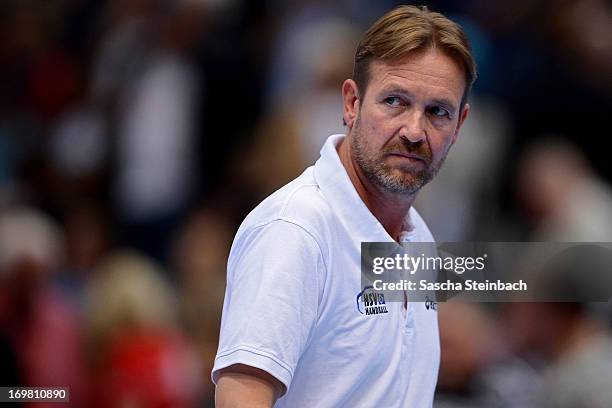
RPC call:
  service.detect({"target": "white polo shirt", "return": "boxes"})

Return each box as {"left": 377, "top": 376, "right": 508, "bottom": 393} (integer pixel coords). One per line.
{"left": 212, "top": 134, "right": 440, "bottom": 407}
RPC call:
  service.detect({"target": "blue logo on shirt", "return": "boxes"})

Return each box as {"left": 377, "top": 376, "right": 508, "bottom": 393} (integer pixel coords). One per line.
{"left": 357, "top": 286, "right": 389, "bottom": 315}
{"left": 425, "top": 296, "right": 438, "bottom": 311}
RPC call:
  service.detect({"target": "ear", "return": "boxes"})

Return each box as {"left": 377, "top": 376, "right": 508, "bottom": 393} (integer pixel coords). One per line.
{"left": 342, "top": 79, "right": 360, "bottom": 129}
{"left": 451, "top": 103, "right": 470, "bottom": 145}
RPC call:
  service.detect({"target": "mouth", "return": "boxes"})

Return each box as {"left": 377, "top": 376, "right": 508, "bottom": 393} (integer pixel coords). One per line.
{"left": 386, "top": 152, "right": 427, "bottom": 163}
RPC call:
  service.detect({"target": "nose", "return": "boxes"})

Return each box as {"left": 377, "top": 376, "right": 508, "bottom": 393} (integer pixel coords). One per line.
{"left": 398, "top": 110, "right": 426, "bottom": 143}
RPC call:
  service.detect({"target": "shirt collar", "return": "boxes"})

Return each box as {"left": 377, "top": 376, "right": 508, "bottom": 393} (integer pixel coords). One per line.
{"left": 314, "top": 134, "right": 417, "bottom": 244}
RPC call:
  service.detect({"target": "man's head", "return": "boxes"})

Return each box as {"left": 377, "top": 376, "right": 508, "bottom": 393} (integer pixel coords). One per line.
{"left": 354, "top": 5, "right": 476, "bottom": 112}
{"left": 342, "top": 5, "right": 476, "bottom": 196}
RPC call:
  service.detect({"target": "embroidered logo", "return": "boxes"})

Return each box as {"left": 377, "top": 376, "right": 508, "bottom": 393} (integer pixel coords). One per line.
{"left": 356, "top": 286, "right": 389, "bottom": 315}
{"left": 425, "top": 296, "right": 438, "bottom": 311}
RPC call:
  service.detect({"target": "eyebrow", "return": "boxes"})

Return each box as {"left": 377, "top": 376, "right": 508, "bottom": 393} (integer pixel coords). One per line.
{"left": 381, "top": 87, "right": 458, "bottom": 115}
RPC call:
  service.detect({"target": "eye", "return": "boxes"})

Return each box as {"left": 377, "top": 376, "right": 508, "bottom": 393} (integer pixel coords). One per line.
{"left": 384, "top": 96, "right": 402, "bottom": 107}
{"left": 428, "top": 105, "right": 451, "bottom": 118}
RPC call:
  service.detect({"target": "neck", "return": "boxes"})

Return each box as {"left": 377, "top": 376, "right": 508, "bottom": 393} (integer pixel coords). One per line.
{"left": 338, "top": 136, "right": 416, "bottom": 241}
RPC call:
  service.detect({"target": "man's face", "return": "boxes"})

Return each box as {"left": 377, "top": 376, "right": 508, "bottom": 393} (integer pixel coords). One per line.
{"left": 343, "top": 48, "right": 469, "bottom": 195}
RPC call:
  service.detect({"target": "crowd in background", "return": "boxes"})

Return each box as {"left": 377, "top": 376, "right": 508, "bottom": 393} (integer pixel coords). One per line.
{"left": 1, "top": 0, "right": 612, "bottom": 406}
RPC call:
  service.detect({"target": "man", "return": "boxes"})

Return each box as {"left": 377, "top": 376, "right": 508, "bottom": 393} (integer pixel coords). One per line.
{"left": 213, "top": 5, "right": 476, "bottom": 407}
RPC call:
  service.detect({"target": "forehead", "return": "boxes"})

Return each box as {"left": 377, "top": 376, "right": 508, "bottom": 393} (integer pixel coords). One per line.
{"left": 366, "top": 48, "right": 466, "bottom": 104}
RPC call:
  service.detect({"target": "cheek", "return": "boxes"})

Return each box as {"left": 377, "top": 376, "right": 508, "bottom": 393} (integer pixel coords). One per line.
{"left": 359, "top": 102, "right": 405, "bottom": 147}
{"left": 429, "top": 129, "right": 456, "bottom": 156}
{"left": 358, "top": 111, "right": 386, "bottom": 143}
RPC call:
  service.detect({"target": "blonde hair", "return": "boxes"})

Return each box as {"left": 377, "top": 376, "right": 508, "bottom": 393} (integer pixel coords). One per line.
{"left": 354, "top": 5, "right": 476, "bottom": 107}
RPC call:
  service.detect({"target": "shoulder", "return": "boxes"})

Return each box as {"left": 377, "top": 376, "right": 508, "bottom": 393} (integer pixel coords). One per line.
{"left": 236, "top": 167, "right": 335, "bottom": 251}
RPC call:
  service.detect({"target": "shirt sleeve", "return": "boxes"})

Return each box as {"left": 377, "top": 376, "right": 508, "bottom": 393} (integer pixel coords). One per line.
{"left": 211, "top": 219, "right": 325, "bottom": 393}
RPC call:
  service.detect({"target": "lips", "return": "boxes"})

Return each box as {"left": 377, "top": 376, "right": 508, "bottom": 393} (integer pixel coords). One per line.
{"left": 387, "top": 151, "right": 428, "bottom": 163}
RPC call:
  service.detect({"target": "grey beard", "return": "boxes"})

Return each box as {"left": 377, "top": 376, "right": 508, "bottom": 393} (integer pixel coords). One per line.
{"left": 358, "top": 154, "right": 433, "bottom": 196}
{"left": 350, "top": 130, "right": 439, "bottom": 196}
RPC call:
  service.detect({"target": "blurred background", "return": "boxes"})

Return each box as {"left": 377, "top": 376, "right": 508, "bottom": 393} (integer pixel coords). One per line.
{"left": 1, "top": 0, "right": 612, "bottom": 406}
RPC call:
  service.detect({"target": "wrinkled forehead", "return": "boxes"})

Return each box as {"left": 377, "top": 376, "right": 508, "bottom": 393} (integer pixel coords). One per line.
{"left": 367, "top": 50, "right": 466, "bottom": 102}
